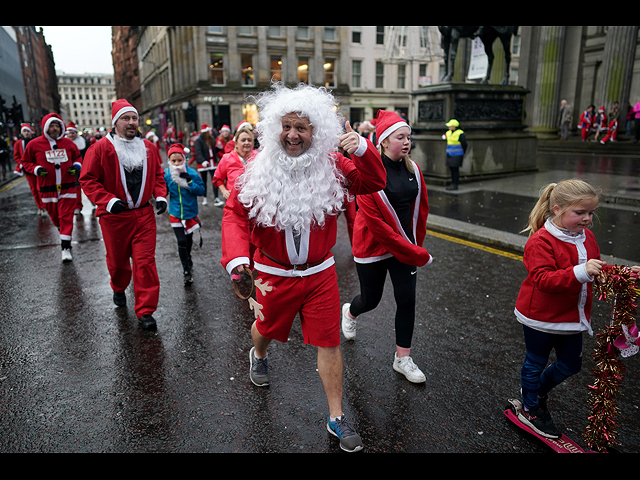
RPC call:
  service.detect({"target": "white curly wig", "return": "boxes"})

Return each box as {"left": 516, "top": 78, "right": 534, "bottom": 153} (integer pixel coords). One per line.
{"left": 236, "top": 83, "right": 348, "bottom": 232}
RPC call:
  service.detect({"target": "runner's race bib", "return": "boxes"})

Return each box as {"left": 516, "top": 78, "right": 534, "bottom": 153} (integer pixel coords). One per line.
{"left": 45, "top": 149, "right": 69, "bottom": 164}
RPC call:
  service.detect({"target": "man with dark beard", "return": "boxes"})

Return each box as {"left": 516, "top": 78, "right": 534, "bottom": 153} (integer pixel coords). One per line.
{"left": 80, "top": 100, "right": 167, "bottom": 330}
{"left": 221, "top": 84, "right": 386, "bottom": 452}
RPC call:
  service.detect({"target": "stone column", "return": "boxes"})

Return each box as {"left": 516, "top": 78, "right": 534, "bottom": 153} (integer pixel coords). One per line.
{"left": 531, "top": 26, "right": 566, "bottom": 138}
{"left": 597, "top": 26, "right": 638, "bottom": 113}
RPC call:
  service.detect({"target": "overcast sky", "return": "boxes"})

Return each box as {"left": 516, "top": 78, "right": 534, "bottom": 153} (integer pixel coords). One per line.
{"left": 37, "top": 26, "right": 114, "bottom": 75}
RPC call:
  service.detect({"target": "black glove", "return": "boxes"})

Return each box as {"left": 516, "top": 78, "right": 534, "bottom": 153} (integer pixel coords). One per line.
{"left": 37, "top": 167, "right": 48, "bottom": 177}
{"left": 110, "top": 200, "right": 128, "bottom": 214}
{"left": 156, "top": 200, "right": 167, "bottom": 215}
{"left": 68, "top": 165, "right": 80, "bottom": 175}
{"left": 179, "top": 172, "right": 191, "bottom": 180}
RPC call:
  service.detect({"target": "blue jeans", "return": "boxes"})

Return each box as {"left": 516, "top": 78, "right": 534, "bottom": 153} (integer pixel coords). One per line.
{"left": 521, "top": 325, "right": 583, "bottom": 410}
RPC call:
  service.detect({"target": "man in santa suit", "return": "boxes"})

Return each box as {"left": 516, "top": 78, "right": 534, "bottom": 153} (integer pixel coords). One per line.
{"left": 21, "top": 114, "right": 82, "bottom": 262}
{"left": 80, "top": 100, "right": 168, "bottom": 330}
{"left": 221, "top": 83, "right": 386, "bottom": 452}
{"left": 13, "top": 123, "right": 46, "bottom": 216}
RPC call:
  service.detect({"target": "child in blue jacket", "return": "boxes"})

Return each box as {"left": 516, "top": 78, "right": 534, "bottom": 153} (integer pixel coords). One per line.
{"left": 165, "top": 144, "right": 205, "bottom": 284}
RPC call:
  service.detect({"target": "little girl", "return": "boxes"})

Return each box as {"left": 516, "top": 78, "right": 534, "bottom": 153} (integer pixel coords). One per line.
{"left": 514, "top": 179, "right": 607, "bottom": 439}
{"left": 164, "top": 144, "right": 205, "bottom": 285}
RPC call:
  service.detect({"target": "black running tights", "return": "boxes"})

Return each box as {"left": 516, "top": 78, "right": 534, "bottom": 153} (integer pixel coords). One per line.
{"left": 350, "top": 257, "right": 417, "bottom": 348}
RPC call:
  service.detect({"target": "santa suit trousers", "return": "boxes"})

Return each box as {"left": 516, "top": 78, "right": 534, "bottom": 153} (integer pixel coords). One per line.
{"left": 44, "top": 196, "right": 76, "bottom": 241}
{"left": 100, "top": 206, "right": 159, "bottom": 318}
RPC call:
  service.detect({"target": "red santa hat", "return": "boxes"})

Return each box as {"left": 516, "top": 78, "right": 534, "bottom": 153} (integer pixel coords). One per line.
{"left": 111, "top": 99, "right": 138, "bottom": 126}
{"left": 220, "top": 125, "right": 231, "bottom": 133}
{"left": 168, "top": 143, "right": 186, "bottom": 159}
{"left": 375, "top": 110, "right": 410, "bottom": 147}
{"left": 200, "top": 124, "right": 212, "bottom": 133}
{"left": 42, "top": 113, "right": 66, "bottom": 141}
{"left": 236, "top": 121, "right": 252, "bottom": 132}
{"left": 66, "top": 122, "right": 79, "bottom": 132}
{"left": 20, "top": 123, "right": 33, "bottom": 134}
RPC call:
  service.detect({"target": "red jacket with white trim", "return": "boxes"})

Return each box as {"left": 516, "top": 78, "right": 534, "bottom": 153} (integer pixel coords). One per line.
{"left": 351, "top": 160, "right": 431, "bottom": 267}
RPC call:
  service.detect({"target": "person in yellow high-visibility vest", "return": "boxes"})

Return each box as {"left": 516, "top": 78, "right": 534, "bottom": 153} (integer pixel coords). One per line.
{"left": 442, "top": 119, "right": 467, "bottom": 191}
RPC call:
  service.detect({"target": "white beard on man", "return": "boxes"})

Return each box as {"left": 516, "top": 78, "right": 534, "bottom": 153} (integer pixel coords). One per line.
{"left": 111, "top": 134, "right": 146, "bottom": 173}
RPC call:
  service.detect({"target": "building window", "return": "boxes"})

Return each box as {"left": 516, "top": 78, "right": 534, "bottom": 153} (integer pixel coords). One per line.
{"left": 210, "top": 53, "right": 225, "bottom": 85}
{"left": 298, "top": 26, "right": 310, "bottom": 39}
{"left": 352, "top": 26, "right": 362, "bottom": 44}
{"left": 352, "top": 60, "right": 362, "bottom": 88}
{"left": 208, "top": 26, "right": 223, "bottom": 34}
{"left": 376, "top": 62, "right": 384, "bottom": 88}
{"left": 298, "top": 57, "right": 309, "bottom": 84}
{"left": 268, "top": 26, "right": 282, "bottom": 37}
{"left": 237, "top": 26, "right": 254, "bottom": 36}
{"left": 376, "top": 26, "right": 385, "bottom": 45}
{"left": 270, "top": 56, "right": 283, "bottom": 82}
{"left": 398, "top": 64, "right": 406, "bottom": 90}
{"left": 324, "top": 58, "right": 336, "bottom": 88}
{"left": 324, "top": 26, "right": 336, "bottom": 42}
{"left": 241, "top": 54, "right": 255, "bottom": 86}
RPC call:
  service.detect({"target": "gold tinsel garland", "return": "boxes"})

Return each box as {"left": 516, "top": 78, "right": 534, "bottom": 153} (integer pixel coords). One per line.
{"left": 585, "top": 265, "right": 639, "bottom": 452}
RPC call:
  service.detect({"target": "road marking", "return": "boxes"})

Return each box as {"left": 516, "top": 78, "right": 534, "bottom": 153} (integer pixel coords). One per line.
{"left": 0, "top": 177, "right": 24, "bottom": 193}
{"left": 427, "top": 229, "right": 524, "bottom": 262}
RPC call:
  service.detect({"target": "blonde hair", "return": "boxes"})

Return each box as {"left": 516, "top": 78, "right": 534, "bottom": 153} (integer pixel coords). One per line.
{"left": 234, "top": 124, "right": 254, "bottom": 142}
{"left": 522, "top": 179, "right": 601, "bottom": 236}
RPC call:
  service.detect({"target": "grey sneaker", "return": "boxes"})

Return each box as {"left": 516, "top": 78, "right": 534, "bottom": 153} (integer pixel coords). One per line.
{"left": 249, "top": 347, "right": 269, "bottom": 387}
{"left": 327, "top": 416, "right": 363, "bottom": 452}
{"left": 341, "top": 303, "right": 356, "bottom": 340}
{"left": 393, "top": 353, "right": 426, "bottom": 383}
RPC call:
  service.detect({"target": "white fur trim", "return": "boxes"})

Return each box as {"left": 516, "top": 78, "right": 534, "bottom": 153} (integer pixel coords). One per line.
{"left": 112, "top": 106, "right": 138, "bottom": 126}
{"left": 377, "top": 121, "right": 410, "bottom": 147}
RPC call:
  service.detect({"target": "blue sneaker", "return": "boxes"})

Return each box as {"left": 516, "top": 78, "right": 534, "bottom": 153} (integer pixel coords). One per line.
{"left": 327, "top": 416, "right": 363, "bottom": 452}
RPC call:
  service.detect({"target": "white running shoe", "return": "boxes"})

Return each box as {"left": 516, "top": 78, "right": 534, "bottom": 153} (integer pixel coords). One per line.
{"left": 341, "top": 303, "right": 356, "bottom": 340}
{"left": 393, "top": 353, "right": 426, "bottom": 383}
{"left": 202, "top": 197, "right": 208, "bottom": 206}
{"left": 61, "top": 249, "right": 73, "bottom": 262}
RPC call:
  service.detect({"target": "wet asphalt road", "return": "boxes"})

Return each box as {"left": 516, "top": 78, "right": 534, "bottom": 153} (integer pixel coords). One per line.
{"left": 1, "top": 173, "right": 640, "bottom": 453}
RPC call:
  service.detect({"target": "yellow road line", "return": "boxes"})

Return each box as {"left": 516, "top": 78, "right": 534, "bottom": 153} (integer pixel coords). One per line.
{"left": 0, "top": 177, "right": 24, "bottom": 193}
{"left": 427, "top": 229, "right": 524, "bottom": 262}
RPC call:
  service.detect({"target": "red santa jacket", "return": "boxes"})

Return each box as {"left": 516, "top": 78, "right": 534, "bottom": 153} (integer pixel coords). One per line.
{"left": 515, "top": 220, "right": 601, "bottom": 334}
{"left": 12, "top": 139, "right": 27, "bottom": 176}
{"left": 221, "top": 138, "right": 385, "bottom": 276}
{"left": 21, "top": 115, "right": 82, "bottom": 202}
{"left": 213, "top": 149, "right": 256, "bottom": 191}
{"left": 351, "top": 159, "right": 431, "bottom": 267}
{"left": 80, "top": 133, "right": 167, "bottom": 217}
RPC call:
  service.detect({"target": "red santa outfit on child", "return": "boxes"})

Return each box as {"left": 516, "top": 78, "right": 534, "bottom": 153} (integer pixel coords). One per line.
{"left": 21, "top": 114, "right": 82, "bottom": 261}
{"left": 80, "top": 100, "right": 167, "bottom": 330}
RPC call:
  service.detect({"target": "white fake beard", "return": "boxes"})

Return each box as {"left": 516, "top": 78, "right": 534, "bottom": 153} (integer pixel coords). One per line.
{"left": 170, "top": 162, "right": 189, "bottom": 188}
{"left": 237, "top": 141, "right": 347, "bottom": 232}
{"left": 112, "top": 134, "right": 146, "bottom": 173}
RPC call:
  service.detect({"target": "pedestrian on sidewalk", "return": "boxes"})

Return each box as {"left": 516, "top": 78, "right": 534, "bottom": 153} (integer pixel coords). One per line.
{"left": 221, "top": 83, "right": 386, "bottom": 452}
{"left": 600, "top": 102, "right": 620, "bottom": 144}
{"left": 342, "top": 110, "right": 433, "bottom": 384}
{"left": 20, "top": 113, "right": 82, "bottom": 262}
{"left": 442, "top": 119, "right": 467, "bottom": 190}
{"left": 164, "top": 143, "right": 205, "bottom": 285}
{"left": 80, "top": 100, "right": 168, "bottom": 331}
{"left": 558, "top": 100, "right": 572, "bottom": 140}
{"left": 515, "top": 179, "right": 607, "bottom": 440}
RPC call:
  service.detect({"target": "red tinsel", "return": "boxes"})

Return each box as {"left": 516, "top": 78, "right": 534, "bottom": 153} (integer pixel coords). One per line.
{"left": 585, "top": 265, "right": 638, "bottom": 452}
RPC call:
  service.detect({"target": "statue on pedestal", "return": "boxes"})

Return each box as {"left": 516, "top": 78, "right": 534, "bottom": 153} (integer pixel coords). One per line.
{"left": 438, "top": 26, "right": 519, "bottom": 85}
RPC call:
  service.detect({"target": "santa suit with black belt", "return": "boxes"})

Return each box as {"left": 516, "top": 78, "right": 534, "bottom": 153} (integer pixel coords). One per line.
{"left": 80, "top": 101, "right": 167, "bottom": 319}
{"left": 21, "top": 114, "right": 82, "bottom": 246}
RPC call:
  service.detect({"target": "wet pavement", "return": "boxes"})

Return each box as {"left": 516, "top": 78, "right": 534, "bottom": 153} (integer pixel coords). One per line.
{"left": 0, "top": 140, "right": 639, "bottom": 453}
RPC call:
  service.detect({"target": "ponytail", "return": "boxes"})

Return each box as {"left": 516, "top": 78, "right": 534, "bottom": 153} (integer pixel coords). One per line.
{"left": 522, "top": 179, "right": 600, "bottom": 236}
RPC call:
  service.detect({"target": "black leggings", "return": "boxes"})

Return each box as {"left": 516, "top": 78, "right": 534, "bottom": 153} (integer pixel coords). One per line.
{"left": 173, "top": 227, "right": 194, "bottom": 272}
{"left": 350, "top": 257, "right": 417, "bottom": 348}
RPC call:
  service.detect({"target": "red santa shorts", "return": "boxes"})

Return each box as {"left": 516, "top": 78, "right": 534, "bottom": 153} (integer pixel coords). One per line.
{"left": 254, "top": 266, "right": 341, "bottom": 348}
